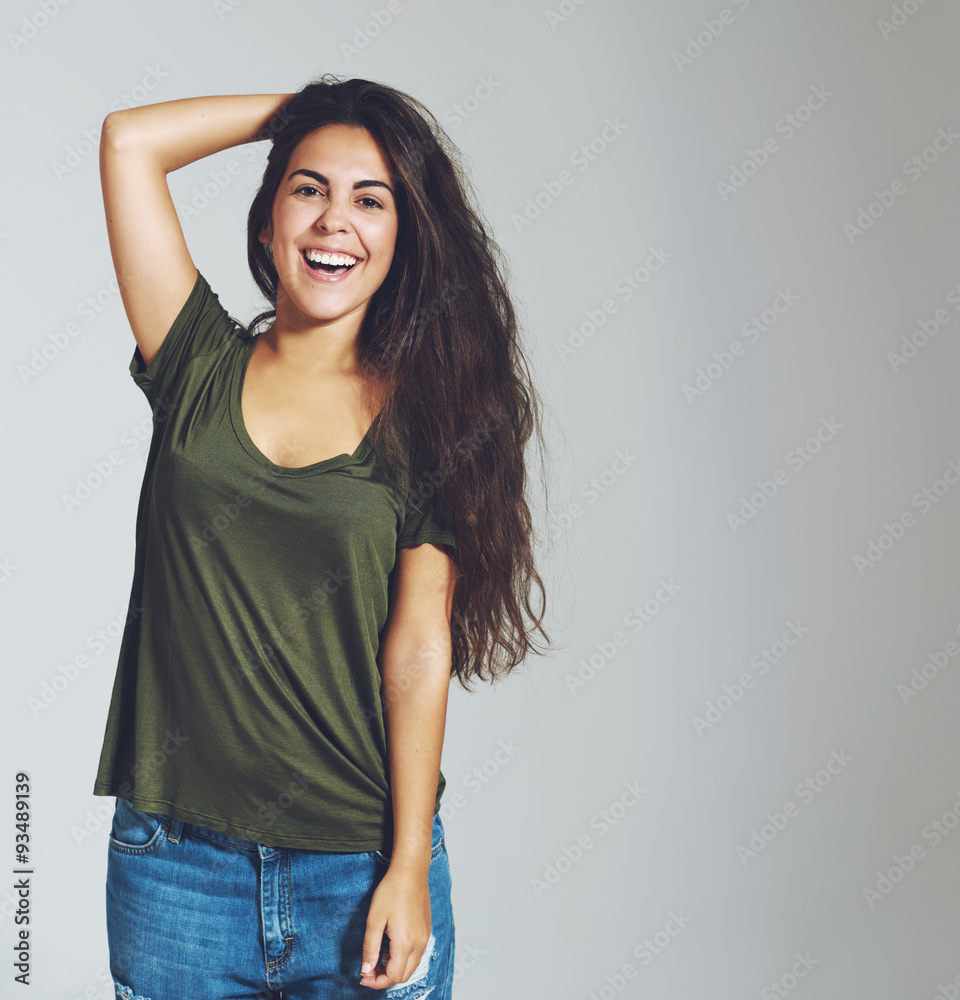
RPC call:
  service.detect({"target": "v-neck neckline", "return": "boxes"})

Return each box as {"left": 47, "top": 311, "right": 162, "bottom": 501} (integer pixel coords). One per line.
{"left": 229, "top": 334, "right": 381, "bottom": 477}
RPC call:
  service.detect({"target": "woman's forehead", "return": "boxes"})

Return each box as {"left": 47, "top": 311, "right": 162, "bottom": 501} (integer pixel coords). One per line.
{"left": 289, "top": 125, "right": 391, "bottom": 173}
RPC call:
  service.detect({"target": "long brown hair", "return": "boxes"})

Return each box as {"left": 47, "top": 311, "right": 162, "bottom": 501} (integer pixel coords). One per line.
{"left": 245, "top": 74, "right": 553, "bottom": 688}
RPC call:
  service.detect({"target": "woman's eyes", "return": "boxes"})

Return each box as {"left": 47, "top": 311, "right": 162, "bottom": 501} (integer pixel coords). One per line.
{"left": 294, "top": 185, "right": 383, "bottom": 209}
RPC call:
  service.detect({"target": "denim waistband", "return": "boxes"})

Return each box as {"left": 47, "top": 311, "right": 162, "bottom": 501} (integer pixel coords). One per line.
{"left": 160, "top": 814, "right": 271, "bottom": 853}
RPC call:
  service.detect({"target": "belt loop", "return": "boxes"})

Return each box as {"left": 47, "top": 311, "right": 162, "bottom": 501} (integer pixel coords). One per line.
{"left": 163, "top": 816, "right": 184, "bottom": 844}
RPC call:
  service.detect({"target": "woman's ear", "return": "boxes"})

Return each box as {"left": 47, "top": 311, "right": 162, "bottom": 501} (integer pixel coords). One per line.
{"left": 258, "top": 221, "right": 272, "bottom": 244}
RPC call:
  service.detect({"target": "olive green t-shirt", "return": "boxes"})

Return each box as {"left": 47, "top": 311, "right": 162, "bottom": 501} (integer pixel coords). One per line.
{"left": 92, "top": 270, "right": 457, "bottom": 851}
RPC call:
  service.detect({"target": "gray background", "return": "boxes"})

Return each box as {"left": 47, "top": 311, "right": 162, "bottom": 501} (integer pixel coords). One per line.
{"left": 2, "top": 0, "right": 959, "bottom": 996}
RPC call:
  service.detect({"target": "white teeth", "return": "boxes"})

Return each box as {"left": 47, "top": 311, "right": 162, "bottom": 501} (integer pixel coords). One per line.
{"left": 304, "top": 249, "right": 359, "bottom": 266}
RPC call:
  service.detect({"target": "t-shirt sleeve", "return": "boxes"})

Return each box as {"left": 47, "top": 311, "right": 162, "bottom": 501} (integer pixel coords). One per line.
{"left": 128, "top": 269, "right": 242, "bottom": 411}
{"left": 397, "top": 441, "right": 458, "bottom": 551}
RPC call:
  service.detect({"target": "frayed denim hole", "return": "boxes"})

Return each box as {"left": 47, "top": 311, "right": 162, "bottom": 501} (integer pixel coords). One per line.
{"left": 383, "top": 933, "right": 436, "bottom": 995}
{"left": 114, "top": 981, "right": 152, "bottom": 1000}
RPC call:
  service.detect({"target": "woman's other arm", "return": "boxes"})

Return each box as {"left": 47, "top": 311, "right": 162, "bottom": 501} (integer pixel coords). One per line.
{"left": 361, "top": 542, "right": 458, "bottom": 990}
{"left": 99, "top": 94, "right": 294, "bottom": 367}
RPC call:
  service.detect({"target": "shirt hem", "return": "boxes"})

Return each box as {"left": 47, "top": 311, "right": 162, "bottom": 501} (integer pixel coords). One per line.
{"left": 93, "top": 781, "right": 409, "bottom": 852}
{"left": 397, "top": 531, "right": 458, "bottom": 550}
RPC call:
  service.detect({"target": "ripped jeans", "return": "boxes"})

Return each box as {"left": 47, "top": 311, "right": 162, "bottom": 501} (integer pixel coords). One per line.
{"left": 105, "top": 796, "right": 454, "bottom": 999}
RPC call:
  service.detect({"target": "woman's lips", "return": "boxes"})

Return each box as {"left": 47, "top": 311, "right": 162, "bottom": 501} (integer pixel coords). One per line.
{"left": 299, "top": 249, "right": 361, "bottom": 282}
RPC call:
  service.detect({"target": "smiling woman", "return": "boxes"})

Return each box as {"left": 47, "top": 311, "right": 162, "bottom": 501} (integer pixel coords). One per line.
{"left": 242, "top": 123, "right": 400, "bottom": 470}
{"left": 257, "top": 124, "right": 398, "bottom": 342}
{"left": 93, "top": 74, "right": 553, "bottom": 1000}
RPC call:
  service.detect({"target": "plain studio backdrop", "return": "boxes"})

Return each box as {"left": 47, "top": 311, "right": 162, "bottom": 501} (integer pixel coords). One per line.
{"left": 2, "top": 0, "right": 960, "bottom": 997}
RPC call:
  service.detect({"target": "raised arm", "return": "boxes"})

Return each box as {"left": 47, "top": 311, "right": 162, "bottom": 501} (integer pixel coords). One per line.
{"left": 98, "top": 94, "right": 294, "bottom": 367}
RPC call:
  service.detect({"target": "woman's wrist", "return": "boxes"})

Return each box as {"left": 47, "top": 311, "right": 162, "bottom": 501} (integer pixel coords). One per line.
{"left": 384, "top": 853, "right": 431, "bottom": 881}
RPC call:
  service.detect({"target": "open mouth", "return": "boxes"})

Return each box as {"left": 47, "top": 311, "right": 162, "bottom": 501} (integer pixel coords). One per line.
{"left": 301, "top": 249, "right": 360, "bottom": 275}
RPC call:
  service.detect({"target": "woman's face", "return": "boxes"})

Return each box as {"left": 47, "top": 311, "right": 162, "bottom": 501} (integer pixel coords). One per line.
{"left": 259, "top": 124, "right": 399, "bottom": 334}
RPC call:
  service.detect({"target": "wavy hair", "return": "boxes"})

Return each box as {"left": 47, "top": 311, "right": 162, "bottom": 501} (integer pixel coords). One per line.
{"left": 245, "top": 74, "right": 552, "bottom": 688}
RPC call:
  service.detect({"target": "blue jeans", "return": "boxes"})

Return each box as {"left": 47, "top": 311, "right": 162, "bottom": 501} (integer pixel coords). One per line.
{"left": 105, "top": 796, "right": 455, "bottom": 999}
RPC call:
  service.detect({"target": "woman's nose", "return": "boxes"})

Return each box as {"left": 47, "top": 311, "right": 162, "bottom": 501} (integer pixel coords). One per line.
{"left": 314, "top": 195, "right": 350, "bottom": 230}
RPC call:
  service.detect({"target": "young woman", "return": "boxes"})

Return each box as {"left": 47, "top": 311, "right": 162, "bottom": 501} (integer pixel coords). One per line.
{"left": 92, "top": 76, "right": 551, "bottom": 999}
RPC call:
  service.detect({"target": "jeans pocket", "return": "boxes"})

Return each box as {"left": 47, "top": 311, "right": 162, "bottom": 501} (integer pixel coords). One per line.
{"left": 108, "top": 796, "right": 168, "bottom": 855}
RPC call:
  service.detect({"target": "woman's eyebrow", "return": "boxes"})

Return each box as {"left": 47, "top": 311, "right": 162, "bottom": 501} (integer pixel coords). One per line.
{"left": 287, "top": 168, "right": 393, "bottom": 194}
